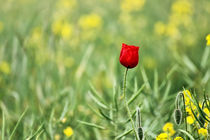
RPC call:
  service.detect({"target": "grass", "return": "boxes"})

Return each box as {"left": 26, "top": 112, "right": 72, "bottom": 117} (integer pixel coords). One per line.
{"left": 0, "top": 0, "right": 210, "bottom": 139}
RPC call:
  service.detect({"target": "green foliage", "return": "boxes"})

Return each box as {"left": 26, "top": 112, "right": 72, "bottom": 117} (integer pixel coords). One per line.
{"left": 0, "top": 0, "right": 209, "bottom": 139}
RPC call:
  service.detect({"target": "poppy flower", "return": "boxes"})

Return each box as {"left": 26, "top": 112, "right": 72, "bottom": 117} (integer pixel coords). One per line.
{"left": 119, "top": 43, "right": 139, "bottom": 69}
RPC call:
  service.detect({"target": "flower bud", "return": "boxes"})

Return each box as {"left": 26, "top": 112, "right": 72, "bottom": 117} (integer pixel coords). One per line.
{"left": 137, "top": 127, "right": 144, "bottom": 140}
{"left": 174, "top": 109, "right": 182, "bottom": 125}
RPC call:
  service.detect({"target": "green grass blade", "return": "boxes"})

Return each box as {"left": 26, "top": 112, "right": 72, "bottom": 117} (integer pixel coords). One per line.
{"left": 178, "top": 129, "right": 195, "bottom": 140}
{"left": 89, "top": 82, "right": 105, "bottom": 103}
{"left": 201, "top": 47, "right": 210, "bottom": 68}
{"left": 141, "top": 67, "right": 151, "bottom": 90}
{"left": 35, "top": 130, "right": 44, "bottom": 140}
{"left": 25, "top": 123, "right": 44, "bottom": 140}
{"left": 59, "top": 101, "right": 69, "bottom": 121}
{"left": 128, "top": 84, "right": 145, "bottom": 105}
{"left": 99, "top": 109, "right": 113, "bottom": 121}
{"left": 116, "top": 129, "right": 133, "bottom": 139}
{"left": 77, "top": 120, "right": 106, "bottom": 130}
{"left": 2, "top": 110, "right": 5, "bottom": 140}
{"left": 9, "top": 108, "right": 28, "bottom": 140}
{"left": 89, "top": 92, "right": 108, "bottom": 110}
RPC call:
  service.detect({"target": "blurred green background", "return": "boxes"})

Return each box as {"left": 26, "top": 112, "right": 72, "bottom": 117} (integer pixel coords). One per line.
{"left": 0, "top": 0, "right": 210, "bottom": 139}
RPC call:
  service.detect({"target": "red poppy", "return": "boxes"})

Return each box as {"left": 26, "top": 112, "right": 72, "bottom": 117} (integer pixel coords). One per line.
{"left": 119, "top": 43, "right": 139, "bottom": 69}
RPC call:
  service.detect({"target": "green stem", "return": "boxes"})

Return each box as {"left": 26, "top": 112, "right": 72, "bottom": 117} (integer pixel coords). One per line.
{"left": 123, "top": 68, "right": 139, "bottom": 140}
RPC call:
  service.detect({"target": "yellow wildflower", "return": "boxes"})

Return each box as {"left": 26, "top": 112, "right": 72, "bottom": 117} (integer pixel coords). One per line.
{"left": 198, "top": 128, "right": 208, "bottom": 136}
{"left": 121, "top": 0, "right": 145, "bottom": 12}
{"left": 203, "top": 108, "right": 210, "bottom": 116}
{"left": 174, "top": 136, "right": 184, "bottom": 140}
{"left": 154, "top": 22, "right": 166, "bottom": 35}
{"left": 52, "top": 20, "right": 73, "bottom": 39}
{"left": 206, "top": 34, "right": 210, "bottom": 46}
{"left": 165, "top": 23, "right": 179, "bottom": 39}
{"left": 52, "top": 20, "right": 63, "bottom": 35}
{"left": 61, "top": 117, "right": 67, "bottom": 123}
{"left": 54, "top": 134, "right": 60, "bottom": 140}
{"left": 172, "top": 0, "right": 193, "bottom": 16}
{"left": 78, "top": 13, "right": 102, "bottom": 30}
{"left": 61, "top": 22, "right": 72, "bottom": 39}
{"left": 56, "top": 0, "right": 76, "bottom": 9}
{"left": 183, "top": 90, "right": 192, "bottom": 105}
{"left": 156, "top": 133, "right": 170, "bottom": 140}
{"left": 0, "top": 61, "right": 11, "bottom": 75}
{"left": 187, "top": 116, "right": 194, "bottom": 124}
{"left": 63, "top": 126, "right": 74, "bottom": 137}
{"left": 162, "top": 122, "right": 176, "bottom": 136}
{"left": 0, "top": 21, "right": 3, "bottom": 32}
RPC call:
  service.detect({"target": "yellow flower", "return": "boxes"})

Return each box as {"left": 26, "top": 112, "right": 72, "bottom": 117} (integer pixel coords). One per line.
{"left": 156, "top": 133, "right": 170, "bottom": 140}
{"left": 52, "top": 20, "right": 63, "bottom": 35}
{"left": 183, "top": 90, "right": 192, "bottom": 105}
{"left": 203, "top": 108, "right": 210, "bottom": 116}
{"left": 0, "top": 61, "right": 11, "bottom": 75}
{"left": 78, "top": 13, "right": 102, "bottom": 30}
{"left": 0, "top": 21, "right": 3, "bottom": 32}
{"left": 121, "top": 0, "right": 145, "bottom": 12}
{"left": 187, "top": 116, "right": 194, "bottom": 124}
{"left": 172, "top": 0, "right": 193, "bottom": 16}
{"left": 54, "top": 134, "right": 60, "bottom": 140}
{"left": 165, "top": 23, "right": 179, "bottom": 39}
{"left": 56, "top": 0, "right": 76, "bottom": 9}
{"left": 61, "top": 22, "right": 72, "bottom": 39}
{"left": 162, "top": 122, "right": 176, "bottom": 136}
{"left": 52, "top": 20, "right": 73, "bottom": 39}
{"left": 154, "top": 22, "right": 166, "bottom": 35}
{"left": 206, "top": 34, "right": 210, "bottom": 46}
{"left": 29, "top": 27, "right": 43, "bottom": 44}
{"left": 63, "top": 126, "right": 74, "bottom": 137}
{"left": 198, "top": 128, "right": 208, "bottom": 136}
{"left": 61, "top": 117, "right": 67, "bottom": 123}
{"left": 174, "top": 136, "right": 184, "bottom": 140}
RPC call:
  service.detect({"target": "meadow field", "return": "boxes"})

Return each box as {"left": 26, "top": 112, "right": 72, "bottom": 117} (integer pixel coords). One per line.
{"left": 0, "top": 0, "right": 210, "bottom": 139}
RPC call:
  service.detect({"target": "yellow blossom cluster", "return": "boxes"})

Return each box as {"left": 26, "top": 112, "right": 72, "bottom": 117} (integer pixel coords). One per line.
{"left": 0, "top": 61, "right": 11, "bottom": 75}
{"left": 52, "top": 20, "right": 73, "bottom": 39}
{"left": 78, "top": 13, "right": 102, "bottom": 30}
{"left": 154, "top": 0, "right": 193, "bottom": 39}
{"left": 183, "top": 89, "right": 210, "bottom": 137}
{"left": 63, "top": 126, "right": 74, "bottom": 137}
{"left": 206, "top": 34, "right": 210, "bottom": 46}
{"left": 156, "top": 122, "right": 176, "bottom": 140}
{"left": 121, "top": 0, "right": 145, "bottom": 13}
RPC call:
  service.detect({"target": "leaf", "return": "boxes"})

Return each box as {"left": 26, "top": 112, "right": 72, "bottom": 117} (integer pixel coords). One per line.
{"left": 128, "top": 84, "right": 145, "bottom": 105}
{"left": 141, "top": 67, "right": 151, "bottom": 90}
{"left": 89, "top": 92, "right": 108, "bottom": 110}
{"left": 89, "top": 82, "right": 105, "bottom": 104}
{"left": 99, "top": 109, "right": 113, "bottom": 122}
{"left": 25, "top": 123, "right": 44, "bottom": 140}
{"left": 116, "top": 129, "right": 133, "bottom": 140}
{"left": 183, "top": 55, "right": 198, "bottom": 73}
{"left": 153, "top": 69, "right": 159, "bottom": 98}
{"left": 59, "top": 101, "right": 69, "bottom": 121}
{"left": 9, "top": 108, "right": 28, "bottom": 140}
{"left": 77, "top": 120, "right": 106, "bottom": 130}
{"left": 201, "top": 47, "right": 210, "bottom": 68}
{"left": 190, "top": 103, "right": 204, "bottom": 127}
{"left": 178, "top": 129, "right": 195, "bottom": 140}
{"left": 1, "top": 110, "right": 5, "bottom": 140}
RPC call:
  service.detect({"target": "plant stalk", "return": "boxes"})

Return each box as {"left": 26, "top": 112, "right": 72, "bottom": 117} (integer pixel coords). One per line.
{"left": 123, "top": 68, "right": 139, "bottom": 140}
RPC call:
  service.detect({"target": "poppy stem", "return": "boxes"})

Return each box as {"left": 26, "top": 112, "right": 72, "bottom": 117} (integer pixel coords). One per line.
{"left": 123, "top": 68, "right": 139, "bottom": 140}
